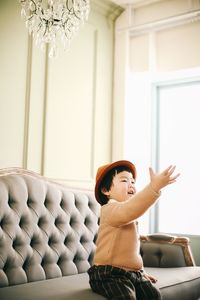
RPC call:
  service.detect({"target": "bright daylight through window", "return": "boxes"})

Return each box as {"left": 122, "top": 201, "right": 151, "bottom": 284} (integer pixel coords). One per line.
{"left": 156, "top": 80, "right": 200, "bottom": 235}
{"left": 125, "top": 71, "right": 200, "bottom": 236}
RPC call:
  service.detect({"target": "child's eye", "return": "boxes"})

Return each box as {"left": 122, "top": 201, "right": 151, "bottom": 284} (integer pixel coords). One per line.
{"left": 121, "top": 179, "right": 127, "bottom": 182}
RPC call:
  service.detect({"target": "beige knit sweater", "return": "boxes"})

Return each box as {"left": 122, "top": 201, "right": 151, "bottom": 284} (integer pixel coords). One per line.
{"left": 94, "top": 184, "right": 160, "bottom": 271}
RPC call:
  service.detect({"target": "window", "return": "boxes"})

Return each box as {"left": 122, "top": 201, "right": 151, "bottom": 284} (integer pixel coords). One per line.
{"left": 153, "top": 79, "right": 200, "bottom": 235}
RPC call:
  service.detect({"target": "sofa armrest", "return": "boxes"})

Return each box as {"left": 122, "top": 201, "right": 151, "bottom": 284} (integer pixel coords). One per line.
{"left": 140, "top": 233, "right": 195, "bottom": 268}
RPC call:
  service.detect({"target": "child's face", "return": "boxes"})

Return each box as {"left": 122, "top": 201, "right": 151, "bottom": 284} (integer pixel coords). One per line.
{"left": 103, "top": 170, "right": 136, "bottom": 202}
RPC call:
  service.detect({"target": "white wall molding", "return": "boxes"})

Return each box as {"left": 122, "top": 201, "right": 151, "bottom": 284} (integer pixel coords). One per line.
{"left": 118, "top": 9, "right": 200, "bottom": 35}
{"left": 23, "top": 35, "right": 33, "bottom": 169}
{"left": 112, "top": 9, "right": 130, "bottom": 160}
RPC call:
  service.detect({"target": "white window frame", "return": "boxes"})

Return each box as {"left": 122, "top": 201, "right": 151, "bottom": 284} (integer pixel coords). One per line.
{"left": 150, "top": 68, "right": 200, "bottom": 234}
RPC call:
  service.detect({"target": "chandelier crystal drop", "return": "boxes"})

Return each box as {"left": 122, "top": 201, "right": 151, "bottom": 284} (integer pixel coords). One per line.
{"left": 20, "top": 0, "right": 90, "bottom": 58}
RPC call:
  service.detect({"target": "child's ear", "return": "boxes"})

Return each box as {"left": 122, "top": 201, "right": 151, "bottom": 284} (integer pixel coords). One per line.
{"left": 101, "top": 187, "right": 110, "bottom": 196}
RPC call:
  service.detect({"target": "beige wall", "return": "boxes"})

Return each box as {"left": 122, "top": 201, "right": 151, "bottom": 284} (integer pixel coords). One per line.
{"left": 0, "top": 0, "right": 122, "bottom": 188}
{"left": 156, "top": 21, "right": 200, "bottom": 71}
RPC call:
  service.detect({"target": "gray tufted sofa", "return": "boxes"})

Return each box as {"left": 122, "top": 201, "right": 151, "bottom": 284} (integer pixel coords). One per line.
{"left": 0, "top": 168, "right": 200, "bottom": 300}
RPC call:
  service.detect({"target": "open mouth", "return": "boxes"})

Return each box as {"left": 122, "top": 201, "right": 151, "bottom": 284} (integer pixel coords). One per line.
{"left": 128, "top": 191, "right": 134, "bottom": 195}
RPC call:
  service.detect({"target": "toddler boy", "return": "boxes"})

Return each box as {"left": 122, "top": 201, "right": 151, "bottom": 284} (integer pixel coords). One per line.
{"left": 88, "top": 160, "right": 180, "bottom": 300}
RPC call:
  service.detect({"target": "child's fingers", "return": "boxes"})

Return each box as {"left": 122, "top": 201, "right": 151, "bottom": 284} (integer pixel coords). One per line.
{"left": 162, "top": 165, "right": 173, "bottom": 173}
{"left": 162, "top": 165, "right": 177, "bottom": 176}
{"left": 167, "top": 165, "right": 176, "bottom": 176}
{"left": 149, "top": 167, "right": 154, "bottom": 177}
{"left": 150, "top": 165, "right": 180, "bottom": 180}
{"left": 170, "top": 173, "right": 180, "bottom": 181}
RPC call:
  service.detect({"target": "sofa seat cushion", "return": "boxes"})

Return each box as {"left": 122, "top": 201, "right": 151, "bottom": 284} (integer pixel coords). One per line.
{"left": 0, "top": 273, "right": 104, "bottom": 300}
{"left": 1, "top": 267, "right": 200, "bottom": 300}
{"left": 146, "top": 266, "right": 200, "bottom": 300}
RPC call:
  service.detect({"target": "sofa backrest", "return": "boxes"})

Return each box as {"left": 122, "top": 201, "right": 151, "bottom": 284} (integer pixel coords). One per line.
{"left": 140, "top": 234, "right": 195, "bottom": 267}
{"left": 0, "top": 168, "right": 100, "bottom": 287}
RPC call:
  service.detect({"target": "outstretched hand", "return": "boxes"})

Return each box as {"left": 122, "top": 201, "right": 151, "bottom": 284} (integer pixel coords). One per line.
{"left": 149, "top": 165, "right": 180, "bottom": 192}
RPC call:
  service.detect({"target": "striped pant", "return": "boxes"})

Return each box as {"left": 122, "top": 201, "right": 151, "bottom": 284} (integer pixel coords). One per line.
{"left": 88, "top": 265, "right": 162, "bottom": 300}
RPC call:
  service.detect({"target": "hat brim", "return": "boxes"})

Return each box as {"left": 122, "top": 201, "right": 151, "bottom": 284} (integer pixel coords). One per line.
{"left": 95, "top": 160, "right": 136, "bottom": 205}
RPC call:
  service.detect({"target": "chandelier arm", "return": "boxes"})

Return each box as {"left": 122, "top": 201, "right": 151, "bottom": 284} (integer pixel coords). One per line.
{"left": 73, "top": 12, "right": 81, "bottom": 20}
{"left": 61, "top": 17, "right": 75, "bottom": 33}
{"left": 66, "top": 0, "right": 70, "bottom": 11}
{"left": 43, "top": 21, "right": 49, "bottom": 37}
{"left": 71, "top": 0, "right": 79, "bottom": 18}
{"left": 50, "top": 4, "right": 53, "bottom": 12}
{"left": 67, "top": 7, "right": 78, "bottom": 20}
{"left": 72, "top": 0, "right": 83, "bottom": 20}
{"left": 61, "top": 10, "right": 66, "bottom": 19}
{"left": 70, "top": 6, "right": 81, "bottom": 20}
{"left": 63, "top": 18, "right": 70, "bottom": 29}
{"left": 30, "top": 0, "right": 37, "bottom": 12}
{"left": 27, "top": 13, "right": 36, "bottom": 21}
{"left": 63, "top": 19, "right": 74, "bottom": 34}
{"left": 27, "top": 15, "right": 32, "bottom": 21}
{"left": 37, "top": 21, "right": 43, "bottom": 34}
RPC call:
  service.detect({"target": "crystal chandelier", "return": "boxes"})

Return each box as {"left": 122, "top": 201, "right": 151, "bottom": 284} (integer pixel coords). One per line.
{"left": 20, "top": 0, "right": 90, "bottom": 57}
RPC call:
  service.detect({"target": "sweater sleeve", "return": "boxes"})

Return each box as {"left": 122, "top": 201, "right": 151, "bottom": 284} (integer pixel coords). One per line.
{"left": 104, "top": 184, "right": 160, "bottom": 227}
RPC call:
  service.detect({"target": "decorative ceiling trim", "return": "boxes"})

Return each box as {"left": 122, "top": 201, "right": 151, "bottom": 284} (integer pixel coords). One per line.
{"left": 91, "top": 0, "right": 123, "bottom": 20}
{"left": 110, "top": 0, "right": 164, "bottom": 8}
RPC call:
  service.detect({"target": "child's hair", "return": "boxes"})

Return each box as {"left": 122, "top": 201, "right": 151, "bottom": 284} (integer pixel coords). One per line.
{"left": 99, "top": 166, "right": 133, "bottom": 205}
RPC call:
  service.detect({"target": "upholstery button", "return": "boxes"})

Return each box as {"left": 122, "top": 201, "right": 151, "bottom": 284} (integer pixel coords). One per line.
{"left": 19, "top": 217, "right": 25, "bottom": 228}
{"left": 0, "top": 216, "right": 9, "bottom": 228}
{"left": 80, "top": 236, "right": 85, "bottom": 243}
{"left": 88, "top": 201, "right": 93, "bottom": 209}
{"left": 73, "top": 255, "right": 78, "bottom": 263}
{"left": 3, "top": 261, "right": 8, "bottom": 272}
{"left": 27, "top": 198, "right": 33, "bottom": 208}
{"left": 41, "top": 259, "right": 45, "bottom": 267}
{"left": 64, "top": 236, "right": 73, "bottom": 246}
{"left": 60, "top": 199, "right": 65, "bottom": 209}
{"left": 30, "top": 239, "right": 35, "bottom": 247}
{"left": 84, "top": 217, "right": 89, "bottom": 227}
{"left": 93, "top": 233, "right": 98, "bottom": 243}
{"left": 69, "top": 218, "right": 75, "bottom": 227}
{"left": 44, "top": 198, "right": 49, "bottom": 208}
{"left": 55, "top": 218, "right": 61, "bottom": 226}
{"left": 38, "top": 217, "right": 45, "bottom": 228}
{"left": 48, "top": 238, "right": 52, "bottom": 246}
{"left": 13, "top": 238, "right": 21, "bottom": 249}
{"left": 8, "top": 197, "right": 15, "bottom": 208}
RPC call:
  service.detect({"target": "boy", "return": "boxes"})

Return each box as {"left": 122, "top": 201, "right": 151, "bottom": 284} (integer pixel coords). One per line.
{"left": 88, "top": 160, "right": 180, "bottom": 300}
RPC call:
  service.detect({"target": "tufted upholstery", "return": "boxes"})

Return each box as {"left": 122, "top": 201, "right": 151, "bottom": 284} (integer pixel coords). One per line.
{"left": 0, "top": 168, "right": 100, "bottom": 287}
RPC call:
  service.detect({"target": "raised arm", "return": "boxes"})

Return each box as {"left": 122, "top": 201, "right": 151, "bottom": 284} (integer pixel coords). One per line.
{"left": 108, "top": 165, "right": 180, "bottom": 225}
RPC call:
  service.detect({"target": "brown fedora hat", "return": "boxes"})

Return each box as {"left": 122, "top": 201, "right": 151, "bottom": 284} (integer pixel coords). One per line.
{"left": 95, "top": 160, "right": 136, "bottom": 205}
